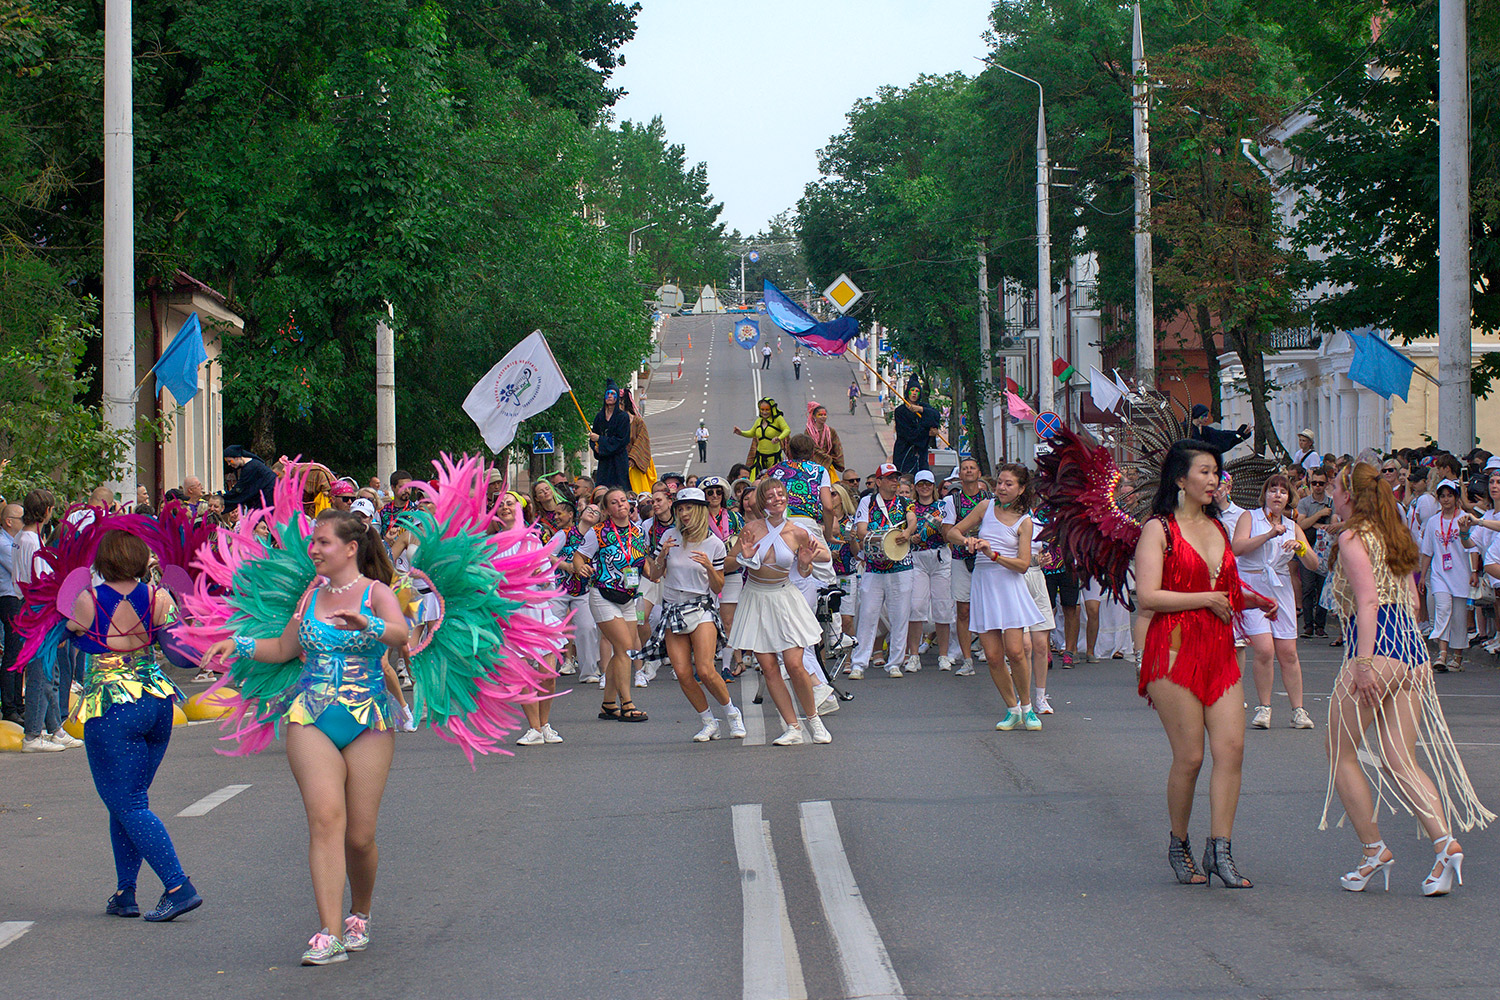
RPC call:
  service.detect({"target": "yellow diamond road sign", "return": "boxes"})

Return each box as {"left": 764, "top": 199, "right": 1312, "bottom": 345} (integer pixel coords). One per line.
{"left": 822, "top": 273, "right": 863, "bottom": 314}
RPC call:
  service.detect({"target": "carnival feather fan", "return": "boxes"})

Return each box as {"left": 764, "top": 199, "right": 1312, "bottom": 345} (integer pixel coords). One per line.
{"left": 1034, "top": 426, "right": 1141, "bottom": 603}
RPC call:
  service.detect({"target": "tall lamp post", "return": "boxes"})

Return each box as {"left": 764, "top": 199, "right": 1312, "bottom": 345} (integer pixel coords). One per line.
{"left": 990, "top": 61, "right": 1055, "bottom": 418}
{"left": 628, "top": 221, "right": 657, "bottom": 258}
{"left": 102, "top": 0, "right": 134, "bottom": 491}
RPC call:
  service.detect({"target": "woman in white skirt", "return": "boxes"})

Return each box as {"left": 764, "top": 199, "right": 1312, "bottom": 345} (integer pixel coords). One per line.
{"left": 572, "top": 488, "right": 648, "bottom": 722}
{"left": 641, "top": 489, "right": 746, "bottom": 741}
{"left": 727, "top": 478, "right": 831, "bottom": 745}
{"left": 1233, "top": 474, "right": 1322, "bottom": 731}
{"left": 905, "top": 471, "right": 955, "bottom": 672}
{"left": 495, "top": 492, "right": 566, "bottom": 747}
{"left": 945, "top": 464, "right": 1047, "bottom": 731}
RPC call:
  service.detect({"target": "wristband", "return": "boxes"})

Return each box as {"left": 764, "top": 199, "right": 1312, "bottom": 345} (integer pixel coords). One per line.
{"left": 232, "top": 634, "right": 256, "bottom": 659}
{"left": 1352, "top": 656, "right": 1374, "bottom": 669}
{"left": 361, "top": 615, "right": 387, "bottom": 643}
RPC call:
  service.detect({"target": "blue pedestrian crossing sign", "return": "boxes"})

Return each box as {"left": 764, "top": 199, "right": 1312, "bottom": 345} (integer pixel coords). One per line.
{"left": 1035, "top": 411, "right": 1062, "bottom": 439}
{"left": 531, "top": 432, "right": 554, "bottom": 455}
{"left": 734, "top": 318, "right": 760, "bottom": 349}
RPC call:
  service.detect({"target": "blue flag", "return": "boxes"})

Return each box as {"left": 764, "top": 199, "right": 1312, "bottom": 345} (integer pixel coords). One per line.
{"left": 762, "top": 280, "right": 859, "bottom": 357}
{"left": 1348, "top": 331, "right": 1415, "bottom": 401}
{"left": 152, "top": 312, "right": 208, "bottom": 404}
{"left": 734, "top": 318, "right": 760, "bottom": 349}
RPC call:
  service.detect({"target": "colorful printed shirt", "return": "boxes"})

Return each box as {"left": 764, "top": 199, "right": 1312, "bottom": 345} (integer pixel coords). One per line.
{"left": 831, "top": 512, "right": 859, "bottom": 576}
{"left": 911, "top": 500, "right": 947, "bottom": 552}
{"left": 942, "top": 486, "right": 992, "bottom": 559}
{"left": 576, "top": 520, "right": 646, "bottom": 590}
{"left": 533, "top": 507, "right": 565, "bottom": 544}
{"left": 766, "top": 460, "right": 831, "bottom": 522}
{"left": 855, "top": 493, "right": 913, "bottom": 573}
{"left": 556, "top": 527, "right": 589, "bottom": 597}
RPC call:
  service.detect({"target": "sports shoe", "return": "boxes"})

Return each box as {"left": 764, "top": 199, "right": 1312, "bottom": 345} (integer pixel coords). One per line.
{"left": 49, "top": 728, "right": 83, "bottom": 749}
{"left": 301, "top": 931, "right": 348, "bottom": 966}
{"left": 191, "top": 669, "right": 218, "bottom": 683}
{"left": 1060, "top": 652, "right": 1074, "bottom": 668}
{"left": 725, "top": 706, "right": 747, "bottom": 738}
{"left": 558, "top": 658, "right": 578, "bottom": 676}
{"left": 938, "top": 655, "right": 955, "bottom": 671}
{"left": 1035, "top": 692, "right": 1054, "bottom": 715}
{"left": 805, "top": 714, "right": 832, "bottom": 744}
{"left": 578, "top": 673, "right": 601, "bottom": 685}
{"left": 955, "top": 659, "right": 975, "bottom": 676}
{"left": 633, "top": 670, "right": 649, "bottom": 688}
{"left": 917, "top": 639, "right": 932, "bottom": 654}
{"left": 772, "top": 723, "right": 804, "bottom": 746}
{"left": 1290, "top": 707, "right": 1315, "bottom": 730}
{"left": 1251, "top": 705, "right": 1272, "bottom": 729}
{"left": 22, "top": 735, "right": 65, "bottom": 752}
{"left": 904, "top": 653, "right": 922, "bottom": 673}
{"left": 693, "top": 718, "right": 722, "bottom": 742}
{"left": 106, "top": 888, "right": 140, "bottom": 918}
{"left": 1023, "top": 708, "right": 1043, "bottom": 731}
{"left": 886, "top": 664, "right": 904, "bottom": 678}
{"left": 143, "top": 878, "right": 201, "bottom": 922}
{"left": 515, "top": 728, "right": 546, "bottom": 746}
{"left": 996, "top": 707, "right": 1023, "bottom": 731}
{"left": 541, "top": 723, "right": 563, "bottom": 743}
{"left": 848, "top": 667, "right": 865, "bottom": 680}
{"left": 813, "top": 684, "right": 839, "bottom": 714}
{"left": 343, "top": 913, "right": 369, "bottom": 951}
{"left": 1085, "top": 652, "right": 1098, "bottom": 663}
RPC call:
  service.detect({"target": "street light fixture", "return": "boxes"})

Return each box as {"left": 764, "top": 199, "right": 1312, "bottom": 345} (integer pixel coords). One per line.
{"left": 628, "top": 221, "right": 657, "bottom": 257}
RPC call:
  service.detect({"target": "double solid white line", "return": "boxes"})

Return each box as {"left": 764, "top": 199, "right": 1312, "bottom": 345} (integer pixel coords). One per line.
{"left": 733, "top": 800, "right": 905, "bottom": 1000}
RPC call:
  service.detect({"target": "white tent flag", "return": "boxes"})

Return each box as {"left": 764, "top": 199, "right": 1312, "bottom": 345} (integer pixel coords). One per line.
{"left": 462, "top": 330, "right": 571, "bottom": 451}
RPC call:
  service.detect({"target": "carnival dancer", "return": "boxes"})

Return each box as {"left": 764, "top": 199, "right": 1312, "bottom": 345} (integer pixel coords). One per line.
{"left": 1419, "top": 479, "right": 1478, "bottom": 672}
{"left": 726, "top": 478, "right": 831, "bottom": 745}
{"left": 1135, "top": 440, "right": 1276, "bottom": 889}
{"left": 828, "top": 483, "right": 861, "bottom": 648}
{"left": 733, "top": 397, "right": 791, "bottom": 478}
{"left": 766, "top": 435, "right": 840, "bottom": 707}
{"left": 589, "top": 380, "right": 633, "bottom": 491}
{"left": 1232, "top": 475, "right": 1322, "bottom": 730}
{"left": 530, "top": 479, "right": 566, "bottom": 543}
{"left": 941, "top": 457, "right": 991, "bottom": 675}
{"left": 573, "top": 488, "right": 648, "bottom": 722}
{"left": 850, "top": 464, "right": 917, "bottom": 680}
{"left": 892, "top": 375, "right": 941, "bottom": 476}
{"left": 806, "top": 402, "right": 845, "bottom": 474}
{"left": 1322, "top": 462, "right": 1493, "bottom": 894}
{"left": 905, "top": 471, "right": 955, "bottom": 673}
{"left": 945, "top": 465, "right": 1047, "bottom": 730}
{"left": 64, "top": 531, "right": 201, "bottom": 921}
{"left": 641, "top": 489, "right": 746, "bottom": 741}
{"left": 555, "top": 501, "right": 602, "bottom": 683}
{"left": 498, "top": 492, "right": 567, "bottom": 747}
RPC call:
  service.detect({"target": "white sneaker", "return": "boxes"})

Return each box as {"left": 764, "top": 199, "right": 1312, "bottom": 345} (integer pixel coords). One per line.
{"left": 578, "top": 673, "right": 601, "bottom": 685}
{"left": 917, "top": 639, "right": 932, "bottom": 654}
{"left": 22, "top": 736, "right": 65, "bottom": 753}
{"left": 937, "top": 655, "right": 954, "bottom": 671}
{"left": 955, "top": 659, "right": 975, "bottom": 676}
{"left": 904, "top": 653, "right": 922, "bottom": 673}
{"left": 812, "top": 683, "right": 839, "bottom": 714}
{"left": 49, "top": 728, "right": 83, "bottom": 749}
{"left": 725, "top": 706, "right": 747, "bottom": 739}
{"left": 1035, "top": 692, "right": 1054, "bottom": 715}
{"left": 1289, "top": 707, "right": 1315, "bottom": 730}
{"left": 633, "top": 670, "right": 649, "bottom": 688}
{"left": 1251, "top": 705, "right": 1272, "bottom": 729}
{"left": 772, "top": 723, "right": 804, "bottom": 746}
{"left": 805, "top": 714, "right": 832, "bottom": 744}
{"left": 515, "top": 727, "right": 546, "bottom": 746}
{"left": 558, "top": 658, "right": 578, "bottom": 676}
{"left": 541, "top": 723, "right": 563, "bottom": 743}
{"left": 886, "top": 665, "right": 904, "bottom": 678}
{"left": 693, "top": 718, "right": 722, "bottom": 742}
{"left": 848, "top": 667, "right": 865, "bottom": 680}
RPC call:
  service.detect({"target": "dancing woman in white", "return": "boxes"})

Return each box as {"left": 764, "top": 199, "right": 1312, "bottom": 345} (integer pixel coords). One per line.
{"left": 1233, "top": 474, "right": 1322, "bottom": 731}
{"left": 641, "top": 489, "right": 746, "bottom": 741}
{"left": 726, "top": 479, "right": 832, "bottom": 746}
{"left": 944, "top": 464, "right": 1047, "bottom": 731}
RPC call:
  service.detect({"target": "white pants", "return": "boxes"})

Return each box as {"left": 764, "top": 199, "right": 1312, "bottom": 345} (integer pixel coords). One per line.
{"left": 554, "top": 592, "right": 600, "bottom": 676}
{"left": 854, "top": 571, "right": 913, "bottom": 671}
{"left": 910, "top": 550, "right": 955, "bottom": 625}
{"left": 1430, "top": 591, "right": 1470, "bottom": 649}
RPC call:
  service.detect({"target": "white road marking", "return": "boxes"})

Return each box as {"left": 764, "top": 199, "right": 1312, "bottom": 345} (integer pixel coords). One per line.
{"left": 177, "top": 784, "right": 252, "bottom": 817}
{"left": 0, "top": 922, "right": 33, "bottom": 950}
{"left": 799, "top": 800, "right": 906, "bottom": 1000}
{"left": 741, "top": 670, "right": 766, "bottom": 746}
{"left": 732, "top": 805, "right": 807, "bottom": 1000}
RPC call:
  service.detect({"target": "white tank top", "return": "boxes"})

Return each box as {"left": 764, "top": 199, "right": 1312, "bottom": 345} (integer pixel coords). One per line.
{"left": 977, "top": 502, "right": 1028, "bottom": 563}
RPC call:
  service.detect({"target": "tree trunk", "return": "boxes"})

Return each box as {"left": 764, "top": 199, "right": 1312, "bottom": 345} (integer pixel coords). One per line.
{"left": 1194, "top": 304, "right": 1224, "bottom": 419}
{"left": 251, "top": 397, "right": 276, "bottom": 459}
{"left": 1225, "top": 325, "right": 1286, "bottom": 459}
{"left": 961, "top": 367, "right": 991, "bottom": 475}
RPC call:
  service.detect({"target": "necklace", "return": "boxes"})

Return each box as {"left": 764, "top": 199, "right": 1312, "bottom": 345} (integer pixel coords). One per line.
{"left": 326, "top": 575, "right": 364, "bottom": 594}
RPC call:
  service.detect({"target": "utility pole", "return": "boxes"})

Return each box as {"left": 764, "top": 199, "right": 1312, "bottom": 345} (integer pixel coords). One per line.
{"left": 375, "top": 305, "right": 396, "bottom": 488}
{"left": 102, "top": 0, "right": 134, "bottom": 491}
{"left": 1132, "top": 2, "right": 1157, "bottom": 392}
{"left": 1036, "top": 97, "right": 1055, "bottom": 416}
{"left": 977, "top": 241, "right": 998, "bottom": 471}
{"left": 1438, "top": 0, "right": 1473, "bottom": 451}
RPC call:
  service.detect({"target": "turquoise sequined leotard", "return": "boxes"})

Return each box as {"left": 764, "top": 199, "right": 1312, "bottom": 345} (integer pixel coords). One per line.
{"left": 279, "top": 584, "right": 393, "bottom": 749}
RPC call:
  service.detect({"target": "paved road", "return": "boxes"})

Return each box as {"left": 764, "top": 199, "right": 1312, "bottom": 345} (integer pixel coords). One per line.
{"left": 3, "top": 324, "right": 1498, "bottom": 998}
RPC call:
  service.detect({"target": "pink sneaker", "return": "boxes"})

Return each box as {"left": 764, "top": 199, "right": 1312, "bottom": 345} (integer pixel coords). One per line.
{"left": 343, "top": 913, "right": 369, "bottom": 952}
{"left": 1060, "top": 652, "right": 1074, "bottom": 668}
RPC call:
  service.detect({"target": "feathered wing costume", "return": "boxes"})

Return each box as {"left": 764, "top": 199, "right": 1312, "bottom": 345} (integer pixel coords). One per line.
{"left": 178, "top": 455, "right": 567, "bottom": 763}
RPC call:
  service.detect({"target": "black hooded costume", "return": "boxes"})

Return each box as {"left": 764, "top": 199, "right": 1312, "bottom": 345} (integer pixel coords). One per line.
{"left": 892, "top": 375, "right": 941, "bottom": 475}
{"left": 591, "top": 379, "right": 632, "bottom": 490}
{"left": 222, "top": 445, "right": 277, "bottom": 510}
{"left": 1186, "top": 404, "right": 1252, "bottom": 452}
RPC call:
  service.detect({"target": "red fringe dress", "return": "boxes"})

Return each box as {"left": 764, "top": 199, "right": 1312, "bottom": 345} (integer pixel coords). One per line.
{"left": 1139, "top": 515, "right": 1246, "bottom": 706}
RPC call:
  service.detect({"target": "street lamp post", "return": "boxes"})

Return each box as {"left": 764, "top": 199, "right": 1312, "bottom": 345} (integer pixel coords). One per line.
{"left": 102, "top": 0, "right": 134, "bottom": 492}
{"left": 628, "top": 221, "right": 657, "bottom": 258}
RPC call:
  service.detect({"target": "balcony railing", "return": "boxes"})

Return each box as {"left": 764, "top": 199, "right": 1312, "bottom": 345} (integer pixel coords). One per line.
{"left": 1266, "top": 325, "right": 1322, "bottom": 352}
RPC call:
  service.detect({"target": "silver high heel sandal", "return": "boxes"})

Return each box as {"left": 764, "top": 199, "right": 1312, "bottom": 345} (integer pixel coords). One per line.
{"left": 1422, "top": 835, "right": 1464, "bottom": 897}
{"left": 1340, "top": 840, "right": 1394, "bottom": 892}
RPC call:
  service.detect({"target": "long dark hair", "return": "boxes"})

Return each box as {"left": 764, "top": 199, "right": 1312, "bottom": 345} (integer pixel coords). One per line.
{"left": 1150, "top": 440, "right": 1223, "bottom": 519}
{"left": 995, "top": 463, "right": 1033, "bottom": 512}
{"left": 316, "top": 509, "right": 396, "bottom": 584}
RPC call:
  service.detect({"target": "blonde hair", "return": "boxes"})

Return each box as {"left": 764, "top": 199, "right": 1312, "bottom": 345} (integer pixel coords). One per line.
{"left": 675, "top": 503, "right": 709, "bottom": 544}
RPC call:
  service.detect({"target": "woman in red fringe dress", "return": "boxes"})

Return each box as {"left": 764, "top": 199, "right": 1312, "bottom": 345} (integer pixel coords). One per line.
{"left": 1134, "top": 440, "right": 1277, "bottom": 889}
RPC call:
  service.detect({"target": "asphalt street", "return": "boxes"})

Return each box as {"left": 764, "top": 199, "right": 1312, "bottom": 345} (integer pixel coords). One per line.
{"left": 3, "top": 317, "right": 1498, "bottom": 999}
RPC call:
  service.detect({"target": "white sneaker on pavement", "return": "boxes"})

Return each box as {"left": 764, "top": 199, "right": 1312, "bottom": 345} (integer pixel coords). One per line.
{"left": 23, "top": 735, "right": 65, "bottom": 752}
{"left": 1034, "top": 692, "right": 1054, "bottom": 715}
{"left": 886, "top": 665, "right": 904, "bottom": 678}
{"left": 937, "top": 655, "right": 954, "bottom": 671}
{"left": 772, "top": 723, "right": 805, "bottom": 746}
{"left": 633, "top": 670, "right": 648, "bottom": 688}
{"left": 805, "top": 714, "right": 832, "bottom": 744}
{"left": 955, "top": 659, "right": 976, "bottom": 676}
{"left": 693, "top": 718, "right": 722, "bottom": 742}
{"left": 541, "top": 723, "right": 563, "bottom": 743}
{"left": 1251, "top": 705, "right": 1272, "bottom": 729}
{"left": 515, "top": 728, "right": 546, "bottom": 746}
{"left": 558, "top": 658, "right": 578, "bottom": 676}
{"left": 50, "top": 728, "right": 83, "bottom": 748}
{"left": 904, "top": 653, "right": 922, "bottom": 673}
{"left": 848, "top": 667, "right": 865, "bottom": 680}
{"left": 725, "top": 706, "right": 747, "bottom": 738}
{"left": 812, "top": 683, "right": 839, "bottom": 714}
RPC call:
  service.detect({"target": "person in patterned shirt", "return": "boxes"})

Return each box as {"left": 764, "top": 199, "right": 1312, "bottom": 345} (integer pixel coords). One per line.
{"left": 850, "top": 464, "right": 917, "bottom": 680}
{"left": 904, "top": 471, "right": 956, "bottom": 673}
{"left": 767, "top": 435, "right": 841, "bottom": 708}
{"left": 531, "top": 479, "right": 566, "bottom": 543}
{"left": 572, "top": 488, "right": 649, "bottom": 721}
{"left": 941, "top": 458, "right": 992, "bottom": 675}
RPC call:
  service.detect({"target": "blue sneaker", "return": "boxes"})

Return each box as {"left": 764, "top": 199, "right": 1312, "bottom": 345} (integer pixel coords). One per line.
{"left": 143, "top": 877, "right": 202, "bottom": 922}
{"left": 106, "top": 888, "right": 140, "bottom": 918}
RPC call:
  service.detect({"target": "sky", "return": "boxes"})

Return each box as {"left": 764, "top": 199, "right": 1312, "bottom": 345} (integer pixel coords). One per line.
{"left": 608, "top": 0, "right": 996, "bottom": 236}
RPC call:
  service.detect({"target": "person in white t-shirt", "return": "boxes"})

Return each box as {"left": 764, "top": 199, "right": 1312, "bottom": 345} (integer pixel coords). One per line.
{"left": 1290, "top": 430, "right": 1323, "bottom": 473}
{"left": 1420, "top": 480, "right": 1478, "bottom": 670}
{"left": 694, "top": 420, "right": 710, "bottom": 464}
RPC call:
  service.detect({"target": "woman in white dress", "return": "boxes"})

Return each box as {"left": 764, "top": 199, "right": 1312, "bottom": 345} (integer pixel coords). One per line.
{"left": 642, "top": 489, "right": 746, "bottom": 742}
{"left": 945, "top": 464, "right": 1047, "bottom": 732}
{"left": 727, "top": 478, "right": 832, "bottom": 746}
{"left": 1233, "top": 474, "right": 1322, "bottom": 731}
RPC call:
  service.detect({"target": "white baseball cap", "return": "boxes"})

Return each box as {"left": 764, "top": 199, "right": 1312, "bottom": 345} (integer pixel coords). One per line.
{"left": 914, "top": 470, "right": 935, "bottom": 484}
{"left": 351, "top": 498, "right": 376, "bottom": 518}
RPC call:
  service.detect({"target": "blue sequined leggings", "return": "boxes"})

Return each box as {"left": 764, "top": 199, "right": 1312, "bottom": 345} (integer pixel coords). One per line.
{"left": 83, "top": 697, "right": 187, "bottom": 893}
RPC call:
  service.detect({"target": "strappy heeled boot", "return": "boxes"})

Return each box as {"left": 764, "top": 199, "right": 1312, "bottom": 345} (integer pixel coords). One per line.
{"left": 1168, "top": 833, "right": 1206, "bottom": 884}
{"left": 1201, "top": 836, "right": 1252, "bottom": 888}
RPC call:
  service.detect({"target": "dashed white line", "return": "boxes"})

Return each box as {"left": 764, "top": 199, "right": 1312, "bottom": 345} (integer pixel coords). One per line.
{"left": 0, "top": 922, "right": 33, "bottom": 950}
{"left": 177, "top": 784, "right": 252, "bottom": 817}
{"left": 733, "top": 805, "right": 807, "bottom": 1000}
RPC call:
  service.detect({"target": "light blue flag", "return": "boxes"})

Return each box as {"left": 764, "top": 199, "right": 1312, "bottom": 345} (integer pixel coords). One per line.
{"left": 1348, "top": 331, "right": 1415, "bottom": 401}
{"left": 151, "top": 312, "right": 208, "bottom": 404}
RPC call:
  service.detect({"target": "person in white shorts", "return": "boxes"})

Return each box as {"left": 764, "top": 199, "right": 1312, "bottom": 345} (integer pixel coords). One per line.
{"left": 941, "top": 458, "right": 991, "bottom": 676}
{"left": 1420, "top": 479, "right": 1477, "bottom": 671}
{"left": 905, "top": 471, "right": 955, "bottom": 672}
{"left": 572, "top": 488, "right": 649, "bottom": 722}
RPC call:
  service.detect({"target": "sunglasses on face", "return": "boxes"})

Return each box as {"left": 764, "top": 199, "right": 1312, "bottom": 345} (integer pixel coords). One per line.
{"left": 1309, "top": 480, "right": 1326, "bottom": 486}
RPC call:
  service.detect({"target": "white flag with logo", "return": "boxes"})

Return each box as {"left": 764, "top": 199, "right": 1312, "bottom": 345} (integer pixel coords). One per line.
{"left": 462, "top": 330, "right": 571, "bottom": 451}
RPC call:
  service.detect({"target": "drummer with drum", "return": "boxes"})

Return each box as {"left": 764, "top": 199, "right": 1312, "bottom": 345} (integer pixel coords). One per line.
{"left": 850, "top": 463, "right": 918, "bottom": 680}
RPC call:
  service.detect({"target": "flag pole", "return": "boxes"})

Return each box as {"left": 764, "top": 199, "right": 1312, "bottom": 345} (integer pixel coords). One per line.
{"left": 847, "top": 350, "right": 950, "bottom": 447}
{"left": 567, "top": 390, "right": 593, "bottom": 431}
